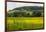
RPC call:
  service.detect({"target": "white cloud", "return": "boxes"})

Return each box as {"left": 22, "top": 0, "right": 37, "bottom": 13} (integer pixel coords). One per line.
{"left": 7, "top": 2, "right": 43, "bottom": 11}
{"left": 8, "top": 0, "right": 44, "bottom": 2}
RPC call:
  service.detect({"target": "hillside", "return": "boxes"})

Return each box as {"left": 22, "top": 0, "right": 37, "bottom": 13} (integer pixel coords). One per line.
{"left": 7, "top": 6, "right": 43, "bottom": 17}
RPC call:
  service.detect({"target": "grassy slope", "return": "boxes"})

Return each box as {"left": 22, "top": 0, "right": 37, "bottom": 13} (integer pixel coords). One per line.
{"left": 7, "top": 17, "right": 44, "bottom": 30}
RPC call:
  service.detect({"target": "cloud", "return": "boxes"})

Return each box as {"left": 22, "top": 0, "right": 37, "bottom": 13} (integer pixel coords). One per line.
{"left": 8, "top": 0, "right": 44, "bottom": 2}
{"left": 7, "top": 2, "right": 43, "bottom": 11}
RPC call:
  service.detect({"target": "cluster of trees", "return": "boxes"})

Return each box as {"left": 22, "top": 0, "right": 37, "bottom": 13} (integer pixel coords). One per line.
{"left": 7, "top": 6, "right": 43, "bottom": 17}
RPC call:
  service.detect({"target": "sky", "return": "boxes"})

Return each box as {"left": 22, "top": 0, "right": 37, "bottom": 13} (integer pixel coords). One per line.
{"left": 7, "top": 2, "right": 43, "bottom": 11}
{"left": 8, "top": 0, "right": 44, "bottom": 2}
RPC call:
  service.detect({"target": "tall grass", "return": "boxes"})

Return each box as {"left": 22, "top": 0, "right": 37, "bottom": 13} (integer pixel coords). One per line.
{"left": 7, "top": 17, "right": 44, "bottom": 30}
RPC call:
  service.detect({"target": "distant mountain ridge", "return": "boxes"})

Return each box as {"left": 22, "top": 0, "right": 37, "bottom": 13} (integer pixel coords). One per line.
{"left": 7, "top": 6, "right": 43, "bottom": 17}
{"left": 12, "top": 6, "right": 43, "bottom": 11}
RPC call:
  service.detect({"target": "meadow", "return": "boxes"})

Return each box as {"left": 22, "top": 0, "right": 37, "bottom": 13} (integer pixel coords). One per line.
{"left": 7, "top": 17, "right": 44, "bottom": 31}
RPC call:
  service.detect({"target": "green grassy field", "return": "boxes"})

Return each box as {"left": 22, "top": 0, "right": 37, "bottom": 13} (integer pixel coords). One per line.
{"left": 7, "top": 17, "right": 44, "bottom": 30}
